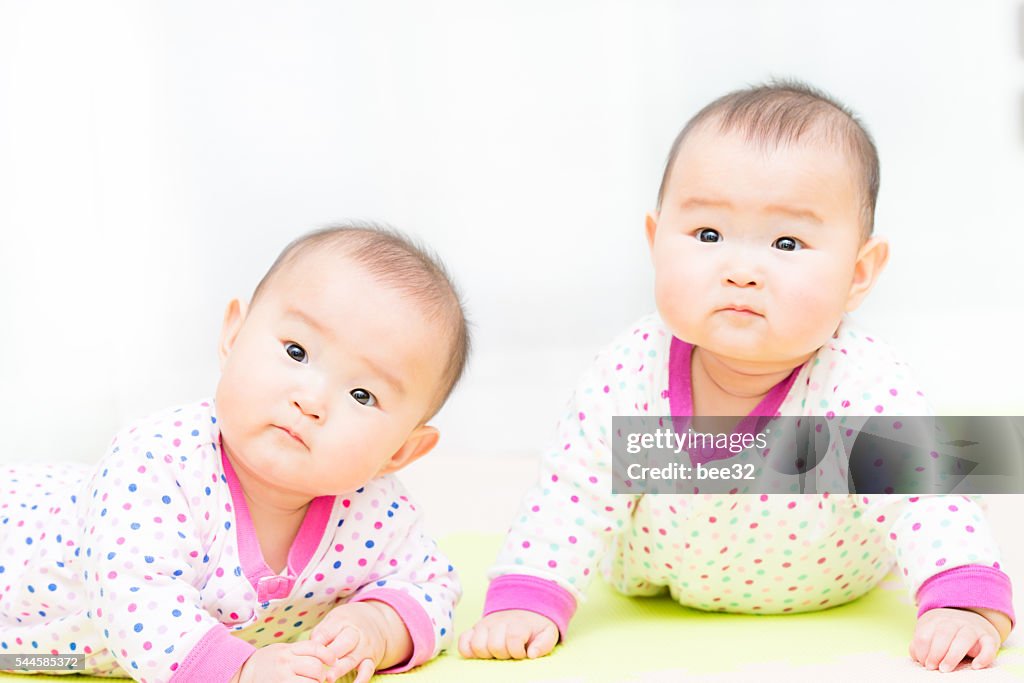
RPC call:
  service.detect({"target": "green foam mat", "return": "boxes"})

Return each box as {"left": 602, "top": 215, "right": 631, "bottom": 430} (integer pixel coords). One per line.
{"left": 2, "top": 533, "right": 1021, "bottom": 682}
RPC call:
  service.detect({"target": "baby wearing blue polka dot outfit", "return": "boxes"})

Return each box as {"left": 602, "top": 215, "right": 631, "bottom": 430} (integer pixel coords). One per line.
{"left": 1, "top": 226, "right": 470, "bottom": 683}
{"left": 461, "top": 82, "right": 1014, "bottom": 672}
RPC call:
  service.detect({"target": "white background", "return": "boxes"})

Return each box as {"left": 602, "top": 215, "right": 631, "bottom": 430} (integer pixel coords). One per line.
{"left": 1, "top": 1, "right": 1023, "bottom": 464}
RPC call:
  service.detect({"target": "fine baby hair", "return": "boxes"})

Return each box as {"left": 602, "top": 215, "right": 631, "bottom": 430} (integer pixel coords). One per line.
{"left": 656, "top": 79, "right": 880, "bottom": 236}
{"left": 1, "top": 222, "right": 469, "bottom": 683}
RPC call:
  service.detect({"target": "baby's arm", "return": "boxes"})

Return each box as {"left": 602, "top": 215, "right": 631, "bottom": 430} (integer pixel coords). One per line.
{"left": 861, "top": 494, "right": 1014, "bottom": 670}
{"left": 463, "top": 330, "right": 650, "bottom": 659}
{"left": 80, "top": 436, "right": 255, "bottom": 682}
{"left": 309, "top": 480, "right": 460, "bottom": 677}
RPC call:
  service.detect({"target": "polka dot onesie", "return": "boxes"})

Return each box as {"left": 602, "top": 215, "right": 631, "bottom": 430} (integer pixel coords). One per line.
{"left": 483, "top": 313, "right": 1014, "bottom": 638}
{"left": 0, "top": 400, "right": 459, "bottom": 682}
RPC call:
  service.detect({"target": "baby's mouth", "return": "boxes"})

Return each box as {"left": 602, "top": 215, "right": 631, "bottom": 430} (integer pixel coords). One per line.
{"left": 274, "top": 425, "right": 308, "bottom": 448}
{"left": 719, "top": 304, "right": 763, "bottom": 317}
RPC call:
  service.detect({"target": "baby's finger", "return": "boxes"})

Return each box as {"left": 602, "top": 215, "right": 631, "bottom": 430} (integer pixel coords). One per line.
{"left": 505, "top": 623, "right": 531, "bottom": 659}
{"left": 326, "top": 626, "right": 362, "bottom": 661}
{"left": 486, "top": 621, "right": 511, "bottom": 660}
{"left": 468, "top": 624, "right": 496, "bottom": 659}
{"left": 310, "top": 617, "right": 341, "bottom": 647}
{"left": 923, "top": 625, "right": 958, "bottom": 670}
{"left": 938, "top": 628, "right": 976, "bottom": 673}
{"left": 352, "top": 658, "right": 376, "bottom": 683}
{"left": 290, "top": 639, "right": 337, "bottom": 667}
{"left": 909, "top": 621, "right": 936, "bottom": 665}
{"left": 290, "top": 653, "right": 330, "bottom": 683}
{"left": 326, "top": 654, "right": 365, "bottom": 682}
{"left": 526, "top": 623, "right": 559, "bottom": 659}
{"left": 970, "top": 634, "right": 1000, "bottom": 670}
{"left": 457, "top": 628, "right": 476, "bottom": 658}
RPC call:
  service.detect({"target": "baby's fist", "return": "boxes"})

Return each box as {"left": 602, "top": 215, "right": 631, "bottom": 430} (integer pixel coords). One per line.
{"left": 459, "top": 609, "right": 559, "bottom": 660}
{"left": 910, "top": 608, "right": 1001, "bottom": 672}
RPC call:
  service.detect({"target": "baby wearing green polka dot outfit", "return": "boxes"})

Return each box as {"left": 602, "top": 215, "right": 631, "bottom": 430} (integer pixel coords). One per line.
{"left": 460, "top": 82, "right": 1014, "bottom": 673}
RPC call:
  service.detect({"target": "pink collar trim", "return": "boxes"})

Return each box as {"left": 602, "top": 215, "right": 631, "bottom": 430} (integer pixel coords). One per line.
{"left": 667, "top": 337, "right": 801, "bottom": 464}
{"left": 220, "top": 448, "right": 335, "bottom": 601}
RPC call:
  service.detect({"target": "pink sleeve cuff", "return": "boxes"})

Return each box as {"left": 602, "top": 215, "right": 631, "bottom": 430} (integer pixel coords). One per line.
{"left": 484, "top": 574, "right": 577, "bottom": 641}
{"left": 916, "top": 564, "right": 1015, "bottom": 628}
{"left": 350, "top": 588, "right": 437, "bottom": 673}
{"left": 169, "top": 623, "right": 256, "bottom": 683}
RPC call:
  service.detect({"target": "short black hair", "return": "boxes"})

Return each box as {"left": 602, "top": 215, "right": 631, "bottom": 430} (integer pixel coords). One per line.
{"left": 252, "top": 223, "right": 470, "bottom": 419}
{"left": 657, "top": 80, "right": 880, "bottom": 236}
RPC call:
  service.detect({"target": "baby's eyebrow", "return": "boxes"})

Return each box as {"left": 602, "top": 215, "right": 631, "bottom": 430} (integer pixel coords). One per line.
{"left": 762, "top": 203, "right": 823, "bottom": 225}
{"left": 357, "top": 353, "right": 406, "bottom": 397}
{"left": 680, "top": 197, "right": 822, "bottom": 225}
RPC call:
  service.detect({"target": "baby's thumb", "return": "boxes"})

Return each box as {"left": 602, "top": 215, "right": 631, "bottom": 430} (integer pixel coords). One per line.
{"left": 457, "top": 628, "right": 475, "bottom": 658}
{"left": 526, "top": 624, "right": 558, "bottom": 659}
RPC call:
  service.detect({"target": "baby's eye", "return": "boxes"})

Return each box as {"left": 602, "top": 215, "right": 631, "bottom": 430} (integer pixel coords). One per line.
{"left": 772, "top": 236, "right": 803, "bottom": 252}
{"left": 697, "top": 228, "right": 721, "bottom": 243}
{"left": 284, "top": 343, "right": 308, "bottom": 363}
{"left": 350, "top": 388, "right": 377, "bottom": 407}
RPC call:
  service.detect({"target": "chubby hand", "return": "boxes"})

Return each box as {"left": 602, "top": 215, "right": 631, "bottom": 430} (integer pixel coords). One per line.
{"left": 309, "top": 601, "right": 406, "bottom": 683}
{"left": 910, "top": 608, "right": 1003, "bottom": 672}
{"left": 233, "top": 641, "right": 337, "bottom": 683}
{"left": 458, "top": 609, "right": 560, "bottom": 660}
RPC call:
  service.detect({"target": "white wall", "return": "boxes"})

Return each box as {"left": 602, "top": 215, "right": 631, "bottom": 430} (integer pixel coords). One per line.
{"left": 1, "top": 0, "right": 1022, "bottom": 464}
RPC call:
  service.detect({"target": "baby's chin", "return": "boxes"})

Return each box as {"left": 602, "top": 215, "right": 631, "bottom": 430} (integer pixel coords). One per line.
{"left": 694, "top": 335, "right": 822, "bottom": 371}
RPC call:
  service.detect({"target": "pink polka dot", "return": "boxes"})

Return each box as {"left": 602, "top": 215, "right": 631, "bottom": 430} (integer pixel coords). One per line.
{"left": 760, "top": 495, "right": 768, "bottom": 502}
{"left": 548, "top": 560, "right": 558, "bottom": 568}
{"left": 522, "top": 541, "right": 531, "bottom": 548}
{"left": 935, "top": 558, "right": 946, "bottom": 567}
{"left": 874, "top": 405, "right": 884, "bottom": 414}
{"left": 965, "top": 525, "right": 975, "bottom": 533}
{"left": 912, "top": 523, "right": 921, "bottom": 531}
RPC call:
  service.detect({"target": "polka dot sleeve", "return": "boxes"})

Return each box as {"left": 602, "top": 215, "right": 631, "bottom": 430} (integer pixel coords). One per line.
{"left": 487, "top": 321, "right": 659, "bottom": 605}
{"left": 346, "top": 478, "right": 460, "bottom": 672}
{"left": 78, "top": 429, "right": 246, "bottom": 683}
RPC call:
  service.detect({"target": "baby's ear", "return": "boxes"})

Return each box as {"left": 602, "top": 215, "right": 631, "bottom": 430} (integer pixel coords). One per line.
{"left": 845, "top": 236, "right": 890, "bottom": 312}
{"left": 218, "top": 299, "right": 248, "bottom": 369}
{"left": 378, "top": 426, "right": 440, "bottom": 476}
{"left": 645, "top": 212, "right": 660, "bottom": 251}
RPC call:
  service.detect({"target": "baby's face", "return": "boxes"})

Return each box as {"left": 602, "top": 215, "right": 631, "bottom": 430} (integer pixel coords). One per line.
{"left": 649, "top": 125, "right": 874, "bottom": 368}
{"left": 214, "top": 251, "right": 448, "bottom": 498}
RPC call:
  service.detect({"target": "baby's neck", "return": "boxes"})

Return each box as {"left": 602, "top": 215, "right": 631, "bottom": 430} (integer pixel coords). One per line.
{"left": 690, "top": 346, "right": 804, "bottom": 416}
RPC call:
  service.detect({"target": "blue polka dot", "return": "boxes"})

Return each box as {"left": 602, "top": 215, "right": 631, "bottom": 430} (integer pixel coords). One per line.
{"left": 333, "top": 561, "right": 341, "bottom": 569}
{"left": 128, "top": 483, "right": 137, "bottom": 492}
{"left": 47, "top": 583, "right": 56, "bottom": 591}
{"left": 365, "top": 540, "right": 374, "bottom": 548}
{"left": 131, "top": 522, "right": 141, "bottom": 530}
{"left": 133, "top": 623, "right": 143, "bottom": 633}
{"left": 161, "top": 495, "right": 171, "bottom": 504}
